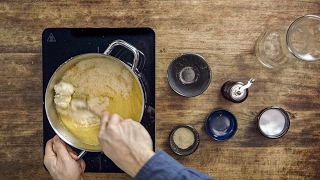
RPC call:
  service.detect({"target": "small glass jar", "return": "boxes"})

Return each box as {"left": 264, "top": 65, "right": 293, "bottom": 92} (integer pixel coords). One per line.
{"left": 257, "top": 106, "right": 290, "bottom": 138}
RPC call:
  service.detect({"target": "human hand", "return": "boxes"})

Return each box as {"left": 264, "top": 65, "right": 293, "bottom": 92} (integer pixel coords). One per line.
{"left": 98, "top": 114, "right": 155, "bottom": 177}
{"left": 44, "top": 135, "right": 86, "bottom": 180}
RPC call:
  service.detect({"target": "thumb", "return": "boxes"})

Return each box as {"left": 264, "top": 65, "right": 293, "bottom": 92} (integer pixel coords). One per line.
{"left": 53, "top": 135, "right": 70, "bottom": 160}
{"left": 79, "top": 159, "right": 86, "bottom": 173}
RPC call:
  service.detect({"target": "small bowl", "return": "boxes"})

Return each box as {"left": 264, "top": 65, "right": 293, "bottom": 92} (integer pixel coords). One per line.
{"left": 167, "top": 53, "right": 211, "bottom": 97}
{"left": 257, "top": 106, "right": 290, "bottom": 139}
{"left": 205, "top": 109, "right": 238, "bottom": 141}
{"left": 169, "top": 125, "right": 200, "bottom": 156}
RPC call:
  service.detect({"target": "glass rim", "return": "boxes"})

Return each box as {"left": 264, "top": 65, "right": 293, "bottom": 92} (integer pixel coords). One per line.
{"left": 286, "top": 14, "right": 320, "bottom": 61}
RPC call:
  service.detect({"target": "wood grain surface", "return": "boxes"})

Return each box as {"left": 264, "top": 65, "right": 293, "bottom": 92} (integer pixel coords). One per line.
{"left": 0, "top": 0, "right": 319, "bottom": 179}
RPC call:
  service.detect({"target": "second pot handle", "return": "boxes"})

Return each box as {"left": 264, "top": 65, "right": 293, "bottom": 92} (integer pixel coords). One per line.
{"left": 103, "top": 39, "right": 143, "bottom": 74}
{"left": 77, "top": 150, "right": 87, "bottom": 161}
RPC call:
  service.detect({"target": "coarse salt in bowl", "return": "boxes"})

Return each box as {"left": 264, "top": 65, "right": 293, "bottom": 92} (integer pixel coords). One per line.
{"left": 169, "top": 125, "right": 200, "bottom": 156}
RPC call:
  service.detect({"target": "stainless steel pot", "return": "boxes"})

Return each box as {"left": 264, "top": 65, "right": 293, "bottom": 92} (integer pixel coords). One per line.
{"left": 45, "top": 40, "right": 145, "bottom": 159}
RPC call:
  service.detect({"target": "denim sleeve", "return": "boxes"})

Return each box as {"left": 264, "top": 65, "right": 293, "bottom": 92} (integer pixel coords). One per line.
{"left": 134, "top": 150, "right": 214, "bottom": 180}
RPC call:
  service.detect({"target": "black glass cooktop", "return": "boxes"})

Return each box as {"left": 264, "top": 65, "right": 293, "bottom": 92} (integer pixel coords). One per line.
{"left": 42, "top": 28, "right": 155, "bottom": 173}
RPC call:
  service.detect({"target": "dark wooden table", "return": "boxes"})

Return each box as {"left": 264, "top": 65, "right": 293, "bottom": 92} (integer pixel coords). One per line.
{"left": 0, "top": 1, "right": 319, "bottom": 179}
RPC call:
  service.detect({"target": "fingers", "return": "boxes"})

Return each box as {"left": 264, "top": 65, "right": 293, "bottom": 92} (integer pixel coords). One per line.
{"left": 44, "top": 138, "right": 56, "bottom": 168}
{"left": 69, "top": 151, "right": 79, "bottom": 160}
{"left": 57, "top": 137, "right": 80, "bottom": 160}
{"left": 99, "top": 113, "right": 124, "bottom": 144}
{"left": 45, "top": 138, "right": 56, "bottom": 157}
{"left": 65, "top": 143, "right": 74, "bottom": 153}
{"left": 99, "top": 113, "right": 123, "bottom": 131}
{"left": 79, "top": 159, "right": 86, "bottom": 173}
{"left": 52, "top": 135, "right": 71, "bottom": 161}
{"left": 99, "top": 113, "right": 109, "bottom": 133}
{"left": 108, "top": 114, "right": 123, "bottom": 124}
{"left": 64, "top": 143, "right": 79, "bottom": 160}
{"left": 50, "top": 135, "right": 79, "bottom": 160}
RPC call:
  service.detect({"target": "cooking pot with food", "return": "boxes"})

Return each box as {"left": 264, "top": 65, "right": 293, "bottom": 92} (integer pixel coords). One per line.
{"left": 45, "top": 40, "right": 145, "bottom": 158}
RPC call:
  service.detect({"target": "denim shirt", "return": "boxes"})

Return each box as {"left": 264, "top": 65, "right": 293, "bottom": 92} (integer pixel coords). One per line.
{"left": 134, "top": 150, "right": 214, "bottom": 180}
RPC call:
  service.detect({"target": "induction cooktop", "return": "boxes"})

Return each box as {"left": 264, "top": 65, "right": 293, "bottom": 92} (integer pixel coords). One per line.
{"left": 42, "top": 28, "right": 155, "bottom": 173}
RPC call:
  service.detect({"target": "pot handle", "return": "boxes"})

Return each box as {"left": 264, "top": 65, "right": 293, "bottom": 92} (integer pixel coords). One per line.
{"left": 77, "top": 150, "right": 87, "bottom": 160}
{"left": 103, "top": 39, "right": 145, "bottom": 74}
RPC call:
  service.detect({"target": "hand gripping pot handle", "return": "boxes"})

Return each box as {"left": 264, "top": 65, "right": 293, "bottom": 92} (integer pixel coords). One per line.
{"left": 103, "top": 39, "right": 145, "bottom": 74}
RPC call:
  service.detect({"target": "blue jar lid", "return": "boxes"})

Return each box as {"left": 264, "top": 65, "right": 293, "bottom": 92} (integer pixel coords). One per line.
{"left": 205, "top": 109, "right": 238, "bottom": 141}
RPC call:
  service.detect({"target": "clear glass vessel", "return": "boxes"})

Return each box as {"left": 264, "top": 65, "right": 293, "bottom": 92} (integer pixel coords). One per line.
{"left": 255, "top": 15, "right": 320, "bottom": 68}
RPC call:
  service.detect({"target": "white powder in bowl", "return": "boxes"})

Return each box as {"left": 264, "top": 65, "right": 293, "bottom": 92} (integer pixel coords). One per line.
{"left": 173, "top": 127, "right": 195, "bottom": 149}
{"left": 259, "top": 109, "right": 286, "bottom": 136}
